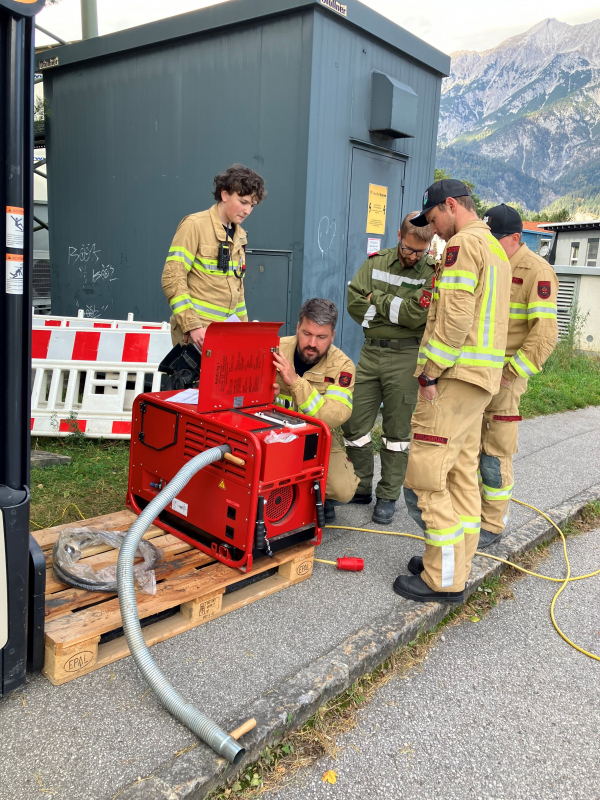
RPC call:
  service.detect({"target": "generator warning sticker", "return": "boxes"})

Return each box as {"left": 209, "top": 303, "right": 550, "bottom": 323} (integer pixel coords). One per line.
{"left": 172, "top": 498, "right": 188, "bottom": 516}
{"left": 366, "top": 184, "right": 387, "bottom": 234}
{"left": 218, "top": 480, "right": 226, "bottom": 490}
{"left": 214, "top": 350, "right": 265, "bottom": 396}
{"left": 6, "top": 206, "right": 24, "bottom": 249}
{"left": 6, "top": 253, "right": 23, "bottom": 294}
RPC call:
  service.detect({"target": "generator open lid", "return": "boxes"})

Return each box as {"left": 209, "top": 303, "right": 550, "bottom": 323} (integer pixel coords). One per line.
{"left": 197, "top": 321, "right": 283, "bottom": 413}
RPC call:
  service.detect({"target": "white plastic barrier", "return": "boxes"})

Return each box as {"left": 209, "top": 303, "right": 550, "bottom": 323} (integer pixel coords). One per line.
{"left": 31, "top": 327, "right": 172, "bottom": 438}
{"left": 33, "top": 310, "right": 171, "bottom": 331}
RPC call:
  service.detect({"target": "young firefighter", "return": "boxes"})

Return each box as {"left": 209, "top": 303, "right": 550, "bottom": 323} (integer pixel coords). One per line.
{"left": 395, "top": 180, "right": 511, "bottom": 604}
{"left": 342, "top": 212, "right": 436, "bottom": 524}
{"left": 273, "top": 298, "right": 359, "bottom": 523}
{"left": 477, "top": 205, "right": 558, "bottom": 547}
{"left": 161, "top": 164, "right": 266, "bottom": 347}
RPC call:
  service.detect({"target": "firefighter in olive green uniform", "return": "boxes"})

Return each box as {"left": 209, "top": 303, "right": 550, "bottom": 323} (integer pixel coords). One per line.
{"left": 394, "top": 180, "right": 511, "bottom": 605}
{"left": 477, "top": 205, "right": 558, "bottom": 548}
{"left": 342, "top": 213, "right": 435, "bottom": 524}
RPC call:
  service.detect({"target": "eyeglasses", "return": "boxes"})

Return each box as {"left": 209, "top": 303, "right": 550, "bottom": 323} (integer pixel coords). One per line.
{"left": 399, "top": 239, "right": 429, "bottom": 258}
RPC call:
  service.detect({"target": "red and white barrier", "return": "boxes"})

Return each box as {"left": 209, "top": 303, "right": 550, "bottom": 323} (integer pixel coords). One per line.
{"left": 31, "top": 327, "right": 172, "bottom": 438}
{"left": 33, "top": 310, "right": 170, "bottom": 331}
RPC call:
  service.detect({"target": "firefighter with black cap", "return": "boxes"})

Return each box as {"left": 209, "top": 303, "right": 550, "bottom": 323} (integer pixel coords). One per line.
{"left": 477, "top": 204, "right": 558, "bottom": 548}
{"left": 393, "top": 179, "right": 511, "bottom": 604}
{"left": 342, "top": 212, "right": 435, "bottom": 525}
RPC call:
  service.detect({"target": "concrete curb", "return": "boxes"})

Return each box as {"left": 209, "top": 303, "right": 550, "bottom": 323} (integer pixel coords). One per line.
{"left": 113, "top": 482, "right": 600, "bottom": 800}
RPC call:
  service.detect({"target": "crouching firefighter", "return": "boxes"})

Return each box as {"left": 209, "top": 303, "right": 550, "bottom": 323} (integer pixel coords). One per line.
{"left": 395, "top": 180, "right": 511, "bottom": 604}
{"left": 477, "top": 205, "right": 558, "bottom": 548}
{"left": 273, "top": 298, "right": 360, "bottom": 523}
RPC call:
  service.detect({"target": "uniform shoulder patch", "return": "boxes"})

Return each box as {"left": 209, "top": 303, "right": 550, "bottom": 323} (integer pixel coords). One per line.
{"left": 368, "top": 250, "right": 379, "bottom": 258}
{"left": 537, "top": 280, "right": 551, "bottom": 299}
{"left": 419, "top": 289, "right": 432, "bottom": 309}
{"left": 512, "top": 276, "right": 524, "bottom": 285}
{"left": 338, "top": 372, "right": 352, "bottom": 387}
{"left": 444, "top": 246, "right": 460, "bottom": 267}
{"left": 324, "top": 376, "right": 335, "bottom": 384}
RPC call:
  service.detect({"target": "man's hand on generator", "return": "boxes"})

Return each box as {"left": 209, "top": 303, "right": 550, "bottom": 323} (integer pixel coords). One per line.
{"left": 273, "top": 351, "right": 298, "bottom": 387}
{"left": 188, "top": 326, "right": 206, "bottom": 349}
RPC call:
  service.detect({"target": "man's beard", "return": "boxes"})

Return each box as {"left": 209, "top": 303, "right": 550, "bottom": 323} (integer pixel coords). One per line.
{"left": 399, "top": 252, "right": 421, "bottom": 269}
{"left": 297, "top": 345, "right": 327, "bottom": 365}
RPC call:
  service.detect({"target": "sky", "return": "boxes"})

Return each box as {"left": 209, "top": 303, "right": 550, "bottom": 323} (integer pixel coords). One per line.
{"left": 35, "top": 0, "right": 600, "bottom": 54}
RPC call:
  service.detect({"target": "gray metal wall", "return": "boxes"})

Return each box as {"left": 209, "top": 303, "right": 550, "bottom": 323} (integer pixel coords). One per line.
{"left": 303, "top": 9, "right": 443, "bottom": 361}
{"left": 45, "top": 11, "right": 314, "bottom": 322}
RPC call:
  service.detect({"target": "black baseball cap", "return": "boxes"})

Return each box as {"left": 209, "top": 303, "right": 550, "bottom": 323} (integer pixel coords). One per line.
{"left": 483, "top": 204, "right": 523, "bottom": 239}
{"left": 411, "top": 179, "right": 473, "bottom": 227}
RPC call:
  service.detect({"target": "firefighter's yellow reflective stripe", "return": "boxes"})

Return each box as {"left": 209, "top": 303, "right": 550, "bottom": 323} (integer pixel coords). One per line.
{"left": 437, "top": 269, "right": 477, "bottom": 293}
{"left": 422, "top": 338, "right": 461, "bottom": 367}
{"left": 169, "top": 293, "right": 193, "bottom": 313}
{"left": 298, "top": 388, "right": 325, "bottom": 417}
{"left": 509, "top": 302, "right": 528, "bottom": 319}
{"left": 275, "top": 394, "right": 293, "bottom": 410}
{"left": 510, "top": 349, "right": 540, "bottom": 377}
{"left": 193, "top": 257, "right": 240, "bottom": 278}
{"left": 485, "top": 233, "right": 509, "bottom": 262}
{"left": 188, "top": 297, "right": 233, "bottom": 320}
{"left": 167, "top": 247, "right": 195, "bottom": 271}
{"left": 460, "top": 515, "right": 481, "bottom": 534}
{"left": 479, "top": 264, "right": 496, "bottom": 350}
{"left": 424, "top": 522, "right": 464, "bottom": 546}
{"left": 325, "top": 385, "right": 353, "bottom": 410}
{"left": 458, "top": 345, "right": 505, "bottom": 368}
{"left": 482, "top": 482, "right": 514, "bottom": 501}
{"left": 235, "top": 300, "right": 247, "bottom": 317}
{"left": 527, "top": 301, "right": 557, "bottom": 320}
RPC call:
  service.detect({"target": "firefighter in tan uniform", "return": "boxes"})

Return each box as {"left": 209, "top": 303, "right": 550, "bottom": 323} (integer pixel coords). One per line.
{"left": 477, "top": 205, "right": 558, "bottom": 547}
{"left": 273, "top": 298, "right": 359, "bottom": 523}
{"left": 393, "top": 180, "right": 511, "bottom": 604}
{"left": 161, "top": 165, "right": 266, "bottom": 348}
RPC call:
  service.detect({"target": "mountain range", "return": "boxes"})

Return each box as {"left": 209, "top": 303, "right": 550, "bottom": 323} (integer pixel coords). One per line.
{"left": 436, "top": 18, "right": 600, "bottom": 217}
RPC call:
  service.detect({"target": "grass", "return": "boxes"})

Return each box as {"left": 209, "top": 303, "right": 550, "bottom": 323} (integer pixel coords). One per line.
{"left": 207, "top": 499, "right": 600, "bottom": 799}
{"left": 519, "top": 347, "right": 600, "bottom": 418}
{"left": 30, "top": 436, "right": 130, "bottom": 530}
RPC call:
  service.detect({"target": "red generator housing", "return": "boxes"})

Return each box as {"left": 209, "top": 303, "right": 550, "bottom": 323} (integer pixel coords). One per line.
{"left": 127, "top": 322, "right": 330, "bottom": 572}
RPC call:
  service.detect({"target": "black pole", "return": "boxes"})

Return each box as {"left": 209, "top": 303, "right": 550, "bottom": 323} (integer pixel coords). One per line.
{"left": 0, "top": 0, "right": 46, "bottom": 697}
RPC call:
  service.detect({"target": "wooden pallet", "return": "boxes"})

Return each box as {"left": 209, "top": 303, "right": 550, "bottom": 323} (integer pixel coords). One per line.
{"left": 33, "top": 510, "right": 314, "bottom": 685}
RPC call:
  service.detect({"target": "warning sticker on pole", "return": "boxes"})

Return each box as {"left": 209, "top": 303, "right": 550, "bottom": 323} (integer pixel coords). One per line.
{"left": 6, "top": 206, "right": 24, "bottom": 249}
{"left": 366, "top": 185, "right": 387, "bottom": 234}
{"left": 6, "top": 253, "right": 24, "bottom": 294}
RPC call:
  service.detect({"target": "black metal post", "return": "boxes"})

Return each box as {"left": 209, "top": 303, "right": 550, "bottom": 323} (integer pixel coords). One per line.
{"left": 0, "top": 0, "right": 45, "bottom": 697}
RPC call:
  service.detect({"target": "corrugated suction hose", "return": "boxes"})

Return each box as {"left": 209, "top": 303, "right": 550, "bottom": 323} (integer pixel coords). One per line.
{"left": 117, "top": 444, "right": 245, "bottom": 765}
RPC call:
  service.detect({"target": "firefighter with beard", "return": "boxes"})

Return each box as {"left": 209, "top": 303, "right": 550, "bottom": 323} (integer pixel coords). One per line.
{"left": 273, "top": 298, "right": 359, "bottom": 523}
{"left": 342, "top": 212, "right": 436, "bottom": 525}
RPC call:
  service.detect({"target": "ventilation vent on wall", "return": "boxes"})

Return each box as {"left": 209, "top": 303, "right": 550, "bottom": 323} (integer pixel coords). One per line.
{"left": 556, "top": 278, "right": 577, "bottom": 338}
{"left": 369, "top": 71, "right": 418, "bottom": 139}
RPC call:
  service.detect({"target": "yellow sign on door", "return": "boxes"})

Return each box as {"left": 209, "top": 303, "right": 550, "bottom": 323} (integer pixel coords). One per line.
{"left": 366, "top": 184, "right": 388, "bottom": 234}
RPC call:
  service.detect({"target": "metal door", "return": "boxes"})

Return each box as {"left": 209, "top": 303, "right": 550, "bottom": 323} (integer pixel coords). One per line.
{"left": 341, "top": 147, "right": 405, "bottom": 362}
{"left": 243, "top": 249, "right": 292, "bottom": 335}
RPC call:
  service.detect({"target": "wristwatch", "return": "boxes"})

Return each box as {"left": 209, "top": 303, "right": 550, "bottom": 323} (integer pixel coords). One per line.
{"left": 418, "top": 373, "right": 438, "bottom": 387}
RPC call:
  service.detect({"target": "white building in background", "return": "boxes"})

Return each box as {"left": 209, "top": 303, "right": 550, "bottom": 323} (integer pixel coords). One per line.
{"left": 540, "top": 220, "right": 600, "bottom": 352}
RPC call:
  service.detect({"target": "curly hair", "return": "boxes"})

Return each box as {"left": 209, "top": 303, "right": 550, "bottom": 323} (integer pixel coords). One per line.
{"left": 213, "top": 164, "right": 267, "bottom": 204}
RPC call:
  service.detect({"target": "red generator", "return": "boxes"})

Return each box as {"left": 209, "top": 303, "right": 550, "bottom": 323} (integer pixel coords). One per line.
{"left": 127, "top": 322, "right": 330, "bottom": 572}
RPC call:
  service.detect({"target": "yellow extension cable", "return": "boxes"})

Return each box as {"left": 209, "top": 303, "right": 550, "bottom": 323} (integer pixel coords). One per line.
{"left": 326, "top": 497, "right": 600, "bottom": 662}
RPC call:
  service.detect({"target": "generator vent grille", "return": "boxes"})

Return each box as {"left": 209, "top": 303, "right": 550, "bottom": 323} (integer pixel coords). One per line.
{"left": 265, "top": 486, "right": 294, "bottom": 522}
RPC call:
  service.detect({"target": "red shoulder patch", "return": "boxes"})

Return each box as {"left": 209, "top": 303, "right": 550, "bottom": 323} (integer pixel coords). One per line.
{"left": 368, "top": 251, "right": 379, "bottom": 258}
{"left": 538, "top": 280, "right": 551, "bottom": 299}
{"left": 444, "top": 246, "right": 460, "bottom": 267}
{"left": 413, "top": 432, "right": 448, "bottom": 445}
{"left": 419, "top": 289, "right": 431, "bottom": 309}
{"left": 338, "top": 372, "right": 352, "bottom": 387}
{"left": 324, "top": 376, "right": 334, "bottom": 384}
{"left": 512, "top": 276, "right": 523, "bottom": 285}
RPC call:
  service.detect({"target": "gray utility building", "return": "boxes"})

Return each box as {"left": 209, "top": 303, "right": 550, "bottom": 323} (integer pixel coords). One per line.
{"left": 36, "top": 0, "right": 449, "bottom": 361}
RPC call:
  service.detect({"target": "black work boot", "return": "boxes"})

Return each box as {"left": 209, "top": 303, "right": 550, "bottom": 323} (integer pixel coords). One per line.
{"left": 349, "top": 491, "right": 373, "bottom": 505}
{"left": 372, "top": 498, "right": 396, "bottom": 524}
{"left": 478, "top": 528, "right": 503, "bottom": 549}
{"left": 407, "top": 555, "right": 424, "bottom": 575}
{"left": 393, "top": 574, "right": 464, "bottom": 604}
{"left": 324, "top": 500, "right": 336, "bottom": 523}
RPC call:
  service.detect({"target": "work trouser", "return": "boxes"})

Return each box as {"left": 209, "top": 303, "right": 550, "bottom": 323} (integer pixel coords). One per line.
{"left": 326, "top": 439, "right": 360, "bottom": 503}
{"left": 479, "top": 377, "right": 528, "bottom": 535}
{"left": 341, "top": 341, "right": 419, "bottom": 501}
{"left": 404, "top": 379, "right": 492, "bottom": 593}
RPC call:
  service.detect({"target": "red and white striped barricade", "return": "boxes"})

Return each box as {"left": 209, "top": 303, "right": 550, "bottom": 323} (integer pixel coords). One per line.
{"left": 33, "top": 310, "right": 170, "bottom": 331}
{"left": 31, "top": 327, "right": 172, "bottom": 438}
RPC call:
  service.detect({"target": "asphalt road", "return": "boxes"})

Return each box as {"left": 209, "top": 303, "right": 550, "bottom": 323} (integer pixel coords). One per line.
{"left": 265, "top": 525, "right": 600, "bottom": 800}
{"left": 0, "top": 406, "right": 599, "bottom": 800}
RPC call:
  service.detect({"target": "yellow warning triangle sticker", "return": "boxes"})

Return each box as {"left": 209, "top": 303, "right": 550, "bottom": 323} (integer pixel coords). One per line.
{"left": 218, "top": 480, "right": 226, "bottom": 490}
